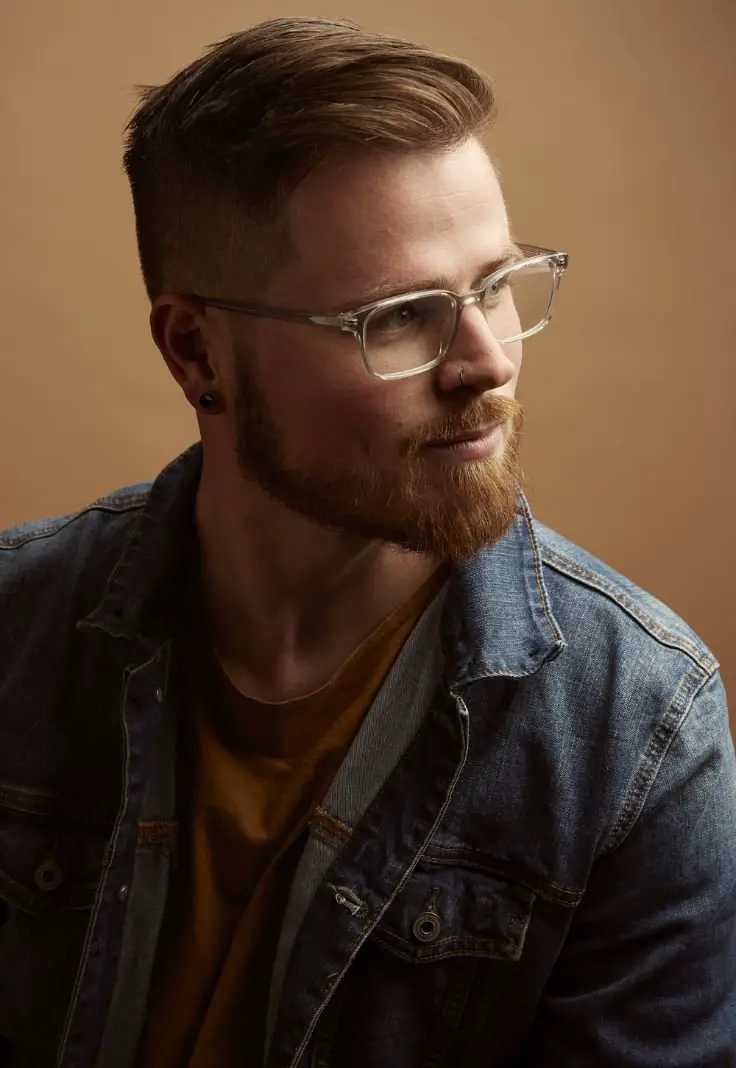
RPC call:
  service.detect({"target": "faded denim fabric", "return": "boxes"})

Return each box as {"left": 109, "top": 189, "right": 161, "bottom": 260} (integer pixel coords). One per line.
{"left": 0, "top": 443, "right": 733, "bottom": 1068}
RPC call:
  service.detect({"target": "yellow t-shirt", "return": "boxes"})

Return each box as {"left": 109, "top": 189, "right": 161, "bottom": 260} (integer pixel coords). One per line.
{"left": 137, "top": 568, "right": 445, "bottom": 1067}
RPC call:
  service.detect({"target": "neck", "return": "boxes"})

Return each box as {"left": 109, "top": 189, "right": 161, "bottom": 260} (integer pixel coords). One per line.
{"left": 194, "top": 451, "right": 440, "bottom": 701}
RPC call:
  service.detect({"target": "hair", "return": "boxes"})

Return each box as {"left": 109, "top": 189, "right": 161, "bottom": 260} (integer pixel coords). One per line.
{"left": 123, "top": 17, "right": 496, "bottom": 302}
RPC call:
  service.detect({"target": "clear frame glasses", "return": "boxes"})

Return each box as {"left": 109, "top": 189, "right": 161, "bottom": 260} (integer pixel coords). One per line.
{"left": 193, "top": 242, "right": 568, "bottom": 381}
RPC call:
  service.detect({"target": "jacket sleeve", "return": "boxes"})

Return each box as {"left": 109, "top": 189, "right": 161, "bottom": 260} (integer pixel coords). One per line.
{"left": 526, "top": 669, "right": 736, "bottom": 1068}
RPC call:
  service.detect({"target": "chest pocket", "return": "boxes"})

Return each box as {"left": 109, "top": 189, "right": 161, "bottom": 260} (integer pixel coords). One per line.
{"left": 0, "top": 787, "right": 110, "bottom": 915}
{"left": 322, "top": 861, "right": 537, "bottom": 1068}
{"left": 0, "top": 786, "right": 112, "bottom": 1064}
{"left": 372, "top": 861, "right": 534, "bottom": 963}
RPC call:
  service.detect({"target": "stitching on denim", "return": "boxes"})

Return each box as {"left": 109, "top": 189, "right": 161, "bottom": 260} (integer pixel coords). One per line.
{"left": 519, "top": 506, "right": 564, "bottom": 646}
{"left": 373, "top": 895, "right": 535, "bottom": 964}
{"left": 422, "top": 845, "right": 582, "bottom": 905}
{"left": 540, "top": 545, "right": 715, "bottom": 672}
{"left": 92, "top": 532, "right": 139, "bottom": 611}
{"left": 0, "top": 867, "right": 97, "bottom": 915}
{"left": 0, "top": 785, "right": 114, "bottom": 825}
{"left": 54, "top": 647, "right": 161, "bottom": 1068}
{"left": 0, "top": 867, "right": 50, "bottom": 913}
{"left": 0, "top": 493, "right": 149, "bottom": 550}
{"left": 602, "top": 664, "right": 712, "bottom": 853}
{"left": 327, "top": 883, "right": 367, "bottom": 918}
{"left": 286, "top": 697, "right": 471, "bottom": 1068}
{"left": 461, "top": 666, "right": 555, "bottom": 684}
{"left": 371, "top": 932, "right": 524, "bottom": 964}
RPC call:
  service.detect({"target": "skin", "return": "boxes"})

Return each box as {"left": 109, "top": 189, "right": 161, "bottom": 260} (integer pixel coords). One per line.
{"left": 151, "top": 136, "right": 523, "bottom": 701}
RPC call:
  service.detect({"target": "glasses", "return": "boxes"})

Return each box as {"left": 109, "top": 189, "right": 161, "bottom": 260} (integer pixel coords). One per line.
{"left": 192, "top": 243, "right": 568, "bottom": 381}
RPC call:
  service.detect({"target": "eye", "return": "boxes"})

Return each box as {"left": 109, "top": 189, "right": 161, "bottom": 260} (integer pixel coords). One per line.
{"left": 482, "top": 275, "right": 511, "bottom": 305}
{"left": 369, "top": 302, "right": 422, "bottom": 334}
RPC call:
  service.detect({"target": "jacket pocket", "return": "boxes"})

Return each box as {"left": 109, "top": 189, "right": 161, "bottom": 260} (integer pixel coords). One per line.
{"left": 372, "top": 863, "right": 534, "bottom": 963}
{"left": 320, "top": 861, "right": 537, "bottom": 1068}
{"left": 0, "top": 798, "right": 106, "bottom": 916}
{"left": 0, "top": 786, "right": 111, "bottom": 1066}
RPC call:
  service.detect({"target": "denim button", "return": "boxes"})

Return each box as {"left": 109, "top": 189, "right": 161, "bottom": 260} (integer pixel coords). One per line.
{"left": 412, "top": 910, "right": 442, "bottom": 943}
{"left": 34, "top": 861, "right": 64, "bottom": 892}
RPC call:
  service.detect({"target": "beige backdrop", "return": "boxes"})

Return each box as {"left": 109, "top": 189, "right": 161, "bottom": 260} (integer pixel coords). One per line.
{"left": 2, "top": 1, "right": 734, "bottom": 707}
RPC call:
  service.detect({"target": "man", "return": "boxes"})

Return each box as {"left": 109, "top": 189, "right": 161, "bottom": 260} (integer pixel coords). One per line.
{"left": 0, "top": 16, "right": 733, "bottom": 1068}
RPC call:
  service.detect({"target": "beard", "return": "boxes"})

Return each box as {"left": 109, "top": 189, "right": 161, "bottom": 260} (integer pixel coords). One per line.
{"left": 234, "top": 360, "right": 524, "bottom": 565}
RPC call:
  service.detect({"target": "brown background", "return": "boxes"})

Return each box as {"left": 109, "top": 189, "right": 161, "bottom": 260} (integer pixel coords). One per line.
{"left": 1, "top": 1, "right": 734, "bottom": 706}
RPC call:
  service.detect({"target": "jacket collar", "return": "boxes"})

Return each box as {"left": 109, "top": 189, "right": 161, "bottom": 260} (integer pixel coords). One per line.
{"left": 83, "top": 443, "right": 565, "bottom": 677}
{"left": 80, "top": 445, "right": 203, "bottom": 645}
{"left": 441, "top": 498, "right": 565, "bottom": 687}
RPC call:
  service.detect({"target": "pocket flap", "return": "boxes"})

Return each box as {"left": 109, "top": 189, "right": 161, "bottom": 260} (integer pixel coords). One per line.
{"left": 373, "top": 861, "right": 535, "bottom": 963}
{"left": 0, "top": 787, "right": 109, "bottom": 915}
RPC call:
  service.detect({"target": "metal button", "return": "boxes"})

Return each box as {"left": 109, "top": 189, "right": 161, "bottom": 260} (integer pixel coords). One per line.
{"left": 34, "top": 861, "right": 64, "bottom": 892}
{"left": 154, "top": 687, "right": 164, "bottom": 704}
{"left": 412, "top": 910, "right": 442, "bottom": 943}
{"left": 117, "top": 884, "right": 129, "bottom": 902}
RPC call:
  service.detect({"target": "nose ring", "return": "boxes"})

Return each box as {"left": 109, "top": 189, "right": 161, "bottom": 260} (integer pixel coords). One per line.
{"left": 459, "top": 366, "right": 465, "bottom": 387}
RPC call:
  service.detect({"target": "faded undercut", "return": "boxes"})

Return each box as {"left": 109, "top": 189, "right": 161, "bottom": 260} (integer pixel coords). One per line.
{"left": 123, "top": 17, "right": 495, "bottom": 302}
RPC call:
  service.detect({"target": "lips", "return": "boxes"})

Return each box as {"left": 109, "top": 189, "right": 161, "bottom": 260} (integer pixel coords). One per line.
{"left": 427, "top": 425, "right": 497, "bottom": 447}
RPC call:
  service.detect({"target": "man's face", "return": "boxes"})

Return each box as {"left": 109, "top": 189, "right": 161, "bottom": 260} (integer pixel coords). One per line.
{"left": 226, "top": 137, "right": 524, "bottom": 563}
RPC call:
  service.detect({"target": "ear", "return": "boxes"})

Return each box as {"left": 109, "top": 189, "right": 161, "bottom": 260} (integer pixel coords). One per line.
{"left": 150, "top": 293, "right": 221, "bottom": 408}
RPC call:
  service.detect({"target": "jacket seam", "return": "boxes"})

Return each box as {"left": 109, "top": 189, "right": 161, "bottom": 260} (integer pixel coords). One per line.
{"left": 539, "top": 545, "right": 714, "bottom": 672}
{"left": 372, "top": 928, "right": 528, "bottom": 963}
{"left": 0, "top": 495, "right": 149, "bottom": 550}
{"left": 0, "top": 785, "right": 115, "bottom": 826}
{"left": 602, "top": 663, "right": 715, "bottom": 853}
{"left": 283, "top": 696, "right": 471, "bottom": 1068}
{"left": 519, "top": 507, "right": 565, "bottom": 647}
{"left": 55, "top": 652, "right": 139, "bottom": 1067}
{"left": 422, "top": 847, "right": 582, "bottom": 906}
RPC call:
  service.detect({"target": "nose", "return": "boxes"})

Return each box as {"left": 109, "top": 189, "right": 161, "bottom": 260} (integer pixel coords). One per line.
{"left": 436, "top": 302, "right": 520, "bottom": 395}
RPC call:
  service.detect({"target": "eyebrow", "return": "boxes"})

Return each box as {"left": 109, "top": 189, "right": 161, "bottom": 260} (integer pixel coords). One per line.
{"left": 336, "top": 243, "right": 523, "bottom": 311}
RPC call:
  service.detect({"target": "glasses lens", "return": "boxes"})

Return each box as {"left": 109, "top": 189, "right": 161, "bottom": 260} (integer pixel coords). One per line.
{"left": 485, "top": 261, "right": 556, "bottom": 342}
{"left": 364, "top": 293, "right": 456, "bottom": 377}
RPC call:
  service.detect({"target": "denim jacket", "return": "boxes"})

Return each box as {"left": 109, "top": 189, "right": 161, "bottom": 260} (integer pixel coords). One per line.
{"left": 0, "top": 444, "right": 734, "bottom": 1068}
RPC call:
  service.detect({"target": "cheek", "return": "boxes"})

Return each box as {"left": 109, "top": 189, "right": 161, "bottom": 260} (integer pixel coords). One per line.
{"left": 253, "top": 327, "right": 423, "bottom": 461}
{"left": 332, "top": 371, "right": 444, "bottom": 462}
{"left": 267, "top": 361, "right": 402, "bottom": 461}
{"left": 326, "top": 390, "right": 405, "bottom": 462}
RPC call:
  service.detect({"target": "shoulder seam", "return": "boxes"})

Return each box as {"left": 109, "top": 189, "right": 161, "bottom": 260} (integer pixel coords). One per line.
{"left": 540, "top": 544, "right": 716, "bottom": 673}
{"left": 0, "top": 492, "right": 149, "bottom": 549}
{"left": 602, "top": 663, "right": 717, "bottom": 853}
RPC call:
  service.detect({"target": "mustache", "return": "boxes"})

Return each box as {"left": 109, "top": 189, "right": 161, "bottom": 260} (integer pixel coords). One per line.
{"left": 406, "top": 395, "right": 524, "bottom": 452}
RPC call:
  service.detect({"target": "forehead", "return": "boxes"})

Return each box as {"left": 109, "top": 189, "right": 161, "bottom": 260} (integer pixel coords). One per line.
{"left": 272, "top": 139, "right": 510, "bottom": 304}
